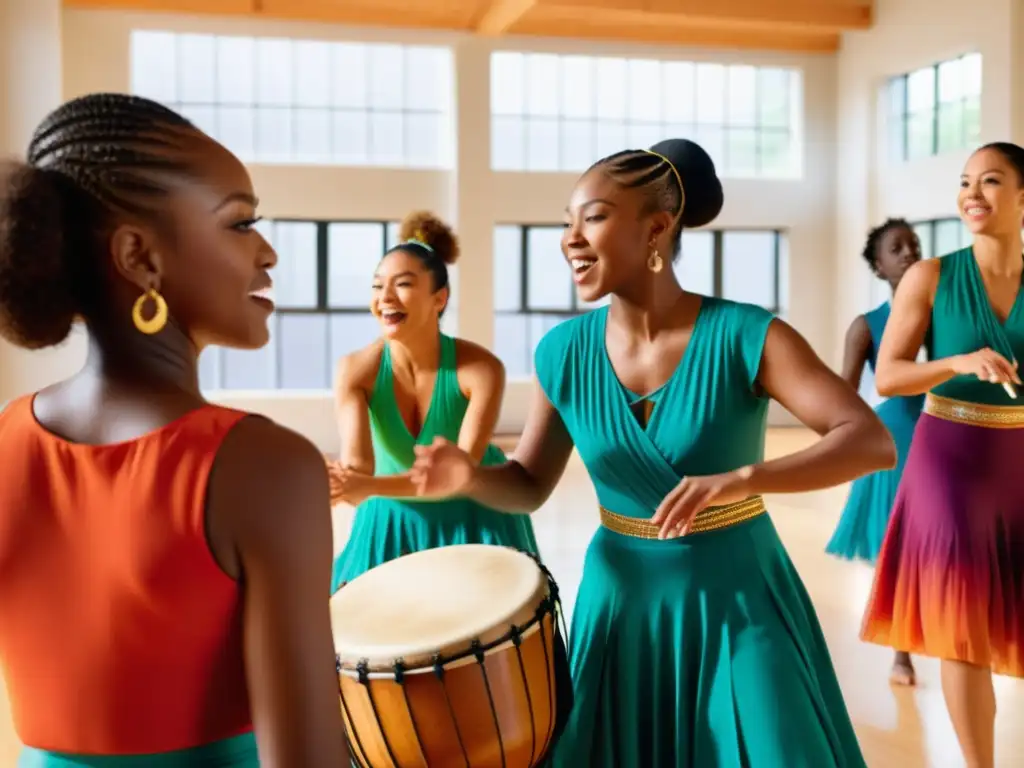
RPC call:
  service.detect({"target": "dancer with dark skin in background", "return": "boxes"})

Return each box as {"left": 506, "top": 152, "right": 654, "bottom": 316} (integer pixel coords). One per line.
{"left": 863, "top": 142, "right": 1024, "bottom": 768}
{"left": 826, "top": 218, "right": 924, "bottom": 687}
{"left": 410, "top": 138, "right": 893, "bottom": 766}
{"left": 0, "top": 94, "right": 348, "bottom": 767}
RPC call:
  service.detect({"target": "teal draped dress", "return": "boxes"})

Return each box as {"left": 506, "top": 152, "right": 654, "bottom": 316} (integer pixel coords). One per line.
{"left": 826, "top": 301, "right": 924, "bottom": 563}
{"left": 331, "top": 334, "right": 540, "bottom": 592}
{"left": 536, "top": 298, "right": 865, "bottom": 767}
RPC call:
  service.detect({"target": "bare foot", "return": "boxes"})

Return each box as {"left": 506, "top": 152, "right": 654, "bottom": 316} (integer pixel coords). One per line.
{"left": 890, "top": 651, "right": 916, "bottom": 686}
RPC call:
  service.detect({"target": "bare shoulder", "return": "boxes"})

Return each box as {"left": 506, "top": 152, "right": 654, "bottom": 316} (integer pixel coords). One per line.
{"left": 335, "top": 338, "right": 385, "bottom": 394}
{"left": 900, "top": 258, "right": 941, "bottom": 299}
{"left": 845, "top": 314, "right": 870, "bottom": 341}
{"left": 454, "top": 337, "right": 505, "bottom": 391}
{"left": 213, "top": 416, "right": 327, "bottom": 504}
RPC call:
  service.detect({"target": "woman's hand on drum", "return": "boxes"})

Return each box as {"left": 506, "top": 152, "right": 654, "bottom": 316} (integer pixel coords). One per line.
{"left": 650, "top": 467, "right": 753, "bottom": 539}
{"left": 951, "top": 348, "right": 1021, "bottom": 389}
{"left": 411, "top": 437, "right": 475, "bottom": 498}
{"left": 327, "top": 462, "right": 370, "bottom": 506}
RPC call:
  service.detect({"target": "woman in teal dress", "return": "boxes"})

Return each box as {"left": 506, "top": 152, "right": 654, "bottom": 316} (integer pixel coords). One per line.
{"left": 410, "top": 139, "right": 894, "bottom": 766}
{"left": 825, "top": 218, "right": 925, "bottom": 686}
{"left": 328, "top": 211, "right": 539, "bottom": 592}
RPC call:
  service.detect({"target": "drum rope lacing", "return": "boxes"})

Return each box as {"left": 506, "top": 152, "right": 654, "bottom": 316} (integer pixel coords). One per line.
{"left": 337, "top": 550, "right": 569, "bottom": 768}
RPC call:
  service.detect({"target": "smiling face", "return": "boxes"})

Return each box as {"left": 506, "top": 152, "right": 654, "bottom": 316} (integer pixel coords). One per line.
{"left": 958, "top": 146, "right": 1024, "bottom": 237}
{"left": 561, "top": 168, "right": 674, "bottom": 304}
{"left": 107, "top": 131, "right": 278, "bottom": 351}
{"left": 873, "top": 224, "right": 921, "bottom": 288}
{"left": 370, "top": 248, "right": 447, "bottom": 339}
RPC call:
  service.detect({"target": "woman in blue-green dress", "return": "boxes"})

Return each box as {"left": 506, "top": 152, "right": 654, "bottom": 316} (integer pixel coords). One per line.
{"left": 410, "top": 139, "right": 895, "bottom": 766}
{"left": 327, "top": 211, "right": 539, "bottom": 593}
{"left": 825, "top": 218, "right": 925, "bottom": 686}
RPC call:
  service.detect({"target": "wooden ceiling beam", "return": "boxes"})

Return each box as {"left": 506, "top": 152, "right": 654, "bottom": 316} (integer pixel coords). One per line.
{"left": 534, "top": 0, "right": 871, "bottom": 33}
{"left": 63, "top": 0, "right": 255, "bottom": 13}
{"left": 474, "top": 0, "right": 541, "bottom": 34}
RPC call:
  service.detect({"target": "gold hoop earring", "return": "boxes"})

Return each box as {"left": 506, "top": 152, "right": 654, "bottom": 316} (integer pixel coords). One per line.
{"left": 132, "top": 288, "right": 168, "bottom": 335}
{"left": 647, "top": 249, "right": 664, "bottom": 273}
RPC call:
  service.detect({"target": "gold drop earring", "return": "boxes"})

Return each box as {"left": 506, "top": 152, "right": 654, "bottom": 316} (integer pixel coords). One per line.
{"left": 647, "top": 243, "right": 664, "bottom": 273}
{"left": 132, "top": 287, "right": 168, "bottom": 335}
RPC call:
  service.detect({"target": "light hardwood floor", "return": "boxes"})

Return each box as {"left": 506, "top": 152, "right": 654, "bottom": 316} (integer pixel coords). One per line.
{"left": 0, "top": 428, "right": 1020, "bottom": 766}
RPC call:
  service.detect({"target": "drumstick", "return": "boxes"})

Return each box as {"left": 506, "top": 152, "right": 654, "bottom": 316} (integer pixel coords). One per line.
{"left": 1004, "top": 356, "right": 1018, "bottom": 399}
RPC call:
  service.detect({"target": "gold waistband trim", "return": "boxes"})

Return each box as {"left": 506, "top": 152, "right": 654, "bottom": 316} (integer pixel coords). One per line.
{"left": 600, "top": 495, "right": 766, "bottom": 539}
{"left": 924, "top": 393, "right": 1024, "bottom": 429}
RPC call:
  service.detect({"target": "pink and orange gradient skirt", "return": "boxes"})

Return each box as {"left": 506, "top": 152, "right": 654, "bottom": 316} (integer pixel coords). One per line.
{"left": 861, "top": 393, "right": 1024, "bottom": 678}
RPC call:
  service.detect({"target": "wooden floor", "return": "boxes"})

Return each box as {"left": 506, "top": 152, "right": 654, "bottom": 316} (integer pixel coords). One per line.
{"left": 0, "top": 428, "right": 1020, "bottom": 766}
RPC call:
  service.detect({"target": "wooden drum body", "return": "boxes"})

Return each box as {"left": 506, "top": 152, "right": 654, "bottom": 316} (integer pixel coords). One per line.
{"left": 331, "top": 545, "right": 569, "bottom": 768}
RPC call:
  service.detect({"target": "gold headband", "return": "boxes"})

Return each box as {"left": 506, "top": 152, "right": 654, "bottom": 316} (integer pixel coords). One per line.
{"left": 644, "top": 149, "right": 685, "bottom": 218}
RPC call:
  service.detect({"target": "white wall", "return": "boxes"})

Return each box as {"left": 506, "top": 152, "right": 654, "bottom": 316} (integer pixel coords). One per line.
{"left": 834, "top": 0, "right": 1024, "bottom": 357}
{"left": 1, "top": 8, "right": 841, "bottom": 450}
{"left": 0, "top": 0, "right": 87, "bottom": 402}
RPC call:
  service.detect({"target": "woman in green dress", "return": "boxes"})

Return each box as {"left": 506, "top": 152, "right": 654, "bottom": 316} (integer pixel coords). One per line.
{"left": 410, "top": 139, "right": 894, "bottom": 766}
{"left": 328, "top": 211, "right": 539, "bottom": 593}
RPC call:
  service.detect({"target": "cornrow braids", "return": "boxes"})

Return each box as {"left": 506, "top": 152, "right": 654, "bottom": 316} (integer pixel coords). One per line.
{"left": 590, "top": 149, "right": 684, "bottom": 231}
{"left": 0, "top": 93, "right": 205, "bottom": 349}
{"left": 861, "top": 218, "right": 911, "bottom": 272}
{"left": 29, "top": 93, "right": 198, "bottom": 215}
{"left": 588, "top": 139, "right": 723, "bottom": 260}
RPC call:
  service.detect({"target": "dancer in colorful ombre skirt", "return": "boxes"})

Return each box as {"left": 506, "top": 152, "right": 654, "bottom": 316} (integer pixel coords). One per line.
{"left": 862, "top": 142, "right": 1024, "bottom": 768}
{"left": 826, "top": 218, "right": 924, "bottom": 686}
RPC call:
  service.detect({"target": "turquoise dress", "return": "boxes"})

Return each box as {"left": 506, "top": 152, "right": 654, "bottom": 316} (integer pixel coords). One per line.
{"left": 537, "top": 299, "right": 865, "bottom": 767}
{"left": 18, "top": 735, "right": 257, "bottom": 767}
{"left": 826, "top": 302, "right": 924, "bottom": 563}
{"left": 331, "top": 334, "right": 540, "bottom": 592}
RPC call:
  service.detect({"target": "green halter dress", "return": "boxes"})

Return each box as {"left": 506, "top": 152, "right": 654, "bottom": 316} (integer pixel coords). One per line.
{"left": 331, "top": 334, "right": 540, "bottom": 593}
{"left": 536, "top": 298, "right": 865, "bottom": 767}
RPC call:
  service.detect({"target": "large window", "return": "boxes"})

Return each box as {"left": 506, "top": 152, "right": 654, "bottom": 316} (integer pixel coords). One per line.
{"left": 130, "top": 31, "right": 453, "bottom": 168}
{"left": 490, "top": 53, "right": 800, "bottom": 178}
{"left": 912, "top": 217, "right": 971, "bottom": 259}
{"left": 199, "top": 220, "right": 459, "bottom": 391}
{"left": 493, "top": 225, "right": 785, "bottom": 376}
{"left": 889, "top": 53, "right": 981, "bottom": 162}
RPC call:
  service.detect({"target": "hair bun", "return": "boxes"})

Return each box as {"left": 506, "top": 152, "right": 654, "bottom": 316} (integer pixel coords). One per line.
{"left": 0, "top": 162, "right": 78, "bottom": 349}
{"left": 397, "top": 211, "right": 460, "bottom": 265}
{"left": 649, "top": 139, "right": 723, "bottom": 228}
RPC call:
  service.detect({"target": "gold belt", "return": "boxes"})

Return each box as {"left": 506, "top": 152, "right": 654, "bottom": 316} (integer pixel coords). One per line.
{"left": 924, "top": 393, "right": 1024, "bottom": 429}
{"left": 599, "top": 495, "right": 766, "bottom": 539}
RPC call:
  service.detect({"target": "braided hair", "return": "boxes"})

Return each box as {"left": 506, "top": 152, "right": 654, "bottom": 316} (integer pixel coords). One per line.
{"left": 0, "top": 93, "right": 201, "bottom": 349}
{"left": 588, "top": 138, "right": 723, "bottom": 259}
{"left": 861, "top": 218, "right": 911, "bottom": 273}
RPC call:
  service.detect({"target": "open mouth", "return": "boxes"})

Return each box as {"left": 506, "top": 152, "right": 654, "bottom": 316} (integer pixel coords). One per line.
{"left": 248, "top": 286, "right": 275, "bottom": 310}
{"left": 380, "top": 309, "right": 407, "bottom": 327}
{"left": 964, "top": 204, "right": 991, "bottom": 221}
{"left": 571, "top": 257, "right": 597, "bottom": 284}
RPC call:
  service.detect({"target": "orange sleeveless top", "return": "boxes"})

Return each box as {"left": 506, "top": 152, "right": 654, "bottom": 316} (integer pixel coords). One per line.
{"left": 0, "top": 396, "right": 254, "bottom": 754}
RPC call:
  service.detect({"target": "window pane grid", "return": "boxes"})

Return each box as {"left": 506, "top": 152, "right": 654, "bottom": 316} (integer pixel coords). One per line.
{"left": 130, "top": 31, "right": 453, "bottom": 169}
{"left": 889, "top": 52, "right": 982, "bottom": 162}
{"left": 493, "top": 225, "right": 783, "bottom": 376}
{"left": 490, "top": 52, "right": 799, "bottom": 178}
{"left": 198, "top": 218, "right": 460, "bottom": 392}
{"left": 911, "top": 217, "right": 972, "bottom": 259}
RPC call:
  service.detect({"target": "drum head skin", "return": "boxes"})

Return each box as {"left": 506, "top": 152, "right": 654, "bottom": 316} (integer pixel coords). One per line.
{"left": 331, "top": 544, "right": 547, "bottom": 669}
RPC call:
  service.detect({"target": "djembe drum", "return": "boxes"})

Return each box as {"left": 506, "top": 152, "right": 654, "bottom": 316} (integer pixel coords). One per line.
{"left": 331, "top": 544, "right": 571, "bottom": 768}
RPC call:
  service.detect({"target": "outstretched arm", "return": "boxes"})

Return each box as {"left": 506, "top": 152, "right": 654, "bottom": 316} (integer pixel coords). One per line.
{"left": 743, "top": 318, "right": 896, "bottom": 492}
{"left": 412, "top": 378, "right": 575, "bottom": 514}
